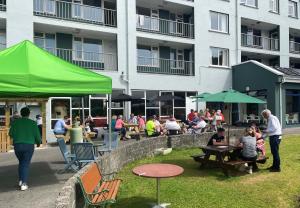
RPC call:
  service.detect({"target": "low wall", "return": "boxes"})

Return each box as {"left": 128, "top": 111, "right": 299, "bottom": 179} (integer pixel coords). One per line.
{"left": 55, "top": 129, "right": 244, "bottom": 208}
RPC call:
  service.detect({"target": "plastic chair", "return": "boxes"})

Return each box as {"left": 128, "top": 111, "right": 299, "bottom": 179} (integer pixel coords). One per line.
{"left": 72, "top": 143, "right": 96, "bottom": 169}
{"left": 57, "top": 138, "right": 77, "bottom": 172}
{"left": 98, "top": 132, "right": 119, "bottom": 156}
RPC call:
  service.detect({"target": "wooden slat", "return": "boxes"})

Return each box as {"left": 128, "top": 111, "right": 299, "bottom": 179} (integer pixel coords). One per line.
{"left": 40, "top": 102, "right": 47, "bottom": 146}
{"left": 0, "top": 129, "right": 9, "bottom": 153}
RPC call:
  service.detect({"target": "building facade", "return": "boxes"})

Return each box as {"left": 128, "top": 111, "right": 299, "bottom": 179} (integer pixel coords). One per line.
{"left": 0, "top": 0, "right": 300, "bottom": 140}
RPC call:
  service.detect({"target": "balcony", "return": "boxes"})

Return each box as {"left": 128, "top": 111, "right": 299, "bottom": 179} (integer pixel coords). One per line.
{"left": 290, "top": 41, "right": 300, "bottom": 54}
{"left": 137, "top": 57, "right": 194, "bottom": 76}
{"left": 136, "top": 15, "right": 194, "bottom": 39}
{"left": 0, "top": 0, "right": 5, "bottom": 12}
{"left": 33, "top": 0, "right": 117, "bottom": 27}
{"left": 39, "top": 46, "right": 117, "bottom": 71}
{"left": 241, "top": 33, "right": 279, "bottom": 51}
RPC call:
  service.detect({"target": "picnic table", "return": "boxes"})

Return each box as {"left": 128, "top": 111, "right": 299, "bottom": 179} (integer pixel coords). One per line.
{"left": 192, "top": 145, "right": 241, "bottom": 176}
{"left": 133, "top": 164, "right": 184, "bottom": 208}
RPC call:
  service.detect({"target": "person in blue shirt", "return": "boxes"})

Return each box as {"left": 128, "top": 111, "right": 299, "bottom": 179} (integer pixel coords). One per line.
{"left": 53, "top": 116, "right": 70, "bottom": 135}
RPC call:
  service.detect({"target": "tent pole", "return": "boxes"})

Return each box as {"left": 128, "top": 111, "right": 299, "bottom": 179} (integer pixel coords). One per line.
{"left": 108, "top": 94, "right": 112, "bottom": 150}
{"left": 41, "top": 102, "right": 47, "bottom": 147}
{"left": 81, "top": 97, "right": 85, "bottom": 123}
{"left": 5, "top": 102, "right": 10, "bottom": 151}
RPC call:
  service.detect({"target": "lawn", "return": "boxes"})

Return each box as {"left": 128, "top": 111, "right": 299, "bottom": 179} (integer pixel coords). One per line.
{"left": 115, "top": 135, "right": 300, "bottom": 208}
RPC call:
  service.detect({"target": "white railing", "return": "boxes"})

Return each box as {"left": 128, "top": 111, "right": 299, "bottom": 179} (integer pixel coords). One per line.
{"left": 33, "top": 0, "right": 117, "bottom": 27}
{"left": 290, "top": 41, "right": 300, "bottom": 54}
{"left": 136, "top": 15, "right": 194, "bottom": 39}
{"left": 137, "top": 57, "right": 194, "bottom": 76}
{"left": 39, "top": 46, "right": 117, "bottom": 71}
{"left": 241, "top": 33, "right": 279, "bottom": 51}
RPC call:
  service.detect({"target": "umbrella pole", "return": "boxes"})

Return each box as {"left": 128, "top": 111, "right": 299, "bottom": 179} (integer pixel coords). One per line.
{"left": 227, "top": 104, "right": 232, "bottom": 146}
{"left": 108, "top": 94, "right": 112, "bottom": 150}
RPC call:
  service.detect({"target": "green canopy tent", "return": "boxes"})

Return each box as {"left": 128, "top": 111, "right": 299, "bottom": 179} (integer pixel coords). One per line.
{"left": 0, "top": 40, "right": 112, "bottom": 149}
{"left": 201, "top": 89, "right": 266, "bottom": 143}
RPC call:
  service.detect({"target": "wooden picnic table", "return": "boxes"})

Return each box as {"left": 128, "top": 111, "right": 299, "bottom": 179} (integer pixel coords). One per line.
{"left": 124, "top": 123, "right": 139, "bottom": 128}
{"left": 192, "top": 145, "right": 240, "bottom": 176}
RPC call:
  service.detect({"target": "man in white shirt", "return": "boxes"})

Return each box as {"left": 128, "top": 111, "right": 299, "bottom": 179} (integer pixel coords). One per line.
{"left": 261, "top": 109, "right": 282, "bottom": 172}
{"left": 165, "top": 117, "right": 181, "bottom": 131}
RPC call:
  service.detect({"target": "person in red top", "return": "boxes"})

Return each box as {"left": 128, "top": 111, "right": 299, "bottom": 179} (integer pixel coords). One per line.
{"left": 187, "top": 109, "right": 195, "bottom": 122}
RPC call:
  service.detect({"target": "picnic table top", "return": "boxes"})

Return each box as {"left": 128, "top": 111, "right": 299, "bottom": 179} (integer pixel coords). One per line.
{"left": 124, "top": 123, "right": 139, "bottom": 127}
{"left": 132, "top": 163, "right": 184, "bottom": 179}
{"left": 199, "top": 145, "right": 239, "bottom": 153}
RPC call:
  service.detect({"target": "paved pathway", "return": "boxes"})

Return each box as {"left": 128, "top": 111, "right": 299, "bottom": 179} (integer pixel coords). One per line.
{"left": 0, "top": 146, "right": 74, "bottom": 208}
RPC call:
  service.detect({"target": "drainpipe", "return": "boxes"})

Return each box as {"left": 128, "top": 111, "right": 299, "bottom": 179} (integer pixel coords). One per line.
{"left": 279, "top": 76, "right": 285, "bottom": 126}
{"left": 125, "top": 0, "right": 130, "bottom": 118}
{"left": 235, "top": 0, "right": 239, "bottom": 64}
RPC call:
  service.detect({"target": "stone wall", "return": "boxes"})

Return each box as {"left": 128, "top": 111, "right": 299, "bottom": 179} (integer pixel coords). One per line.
{"left": 55, "top": 129, "right": 244, "bottom": 208}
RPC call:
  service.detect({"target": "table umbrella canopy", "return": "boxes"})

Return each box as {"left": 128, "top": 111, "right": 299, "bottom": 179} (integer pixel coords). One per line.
{"left": 112, "top": 93, "right": 145, "bottom": 102}
{"left": 0, "top": 40, "right": 112, "bottom": 98}
{"left": 192, "top": 92, "right": 211, "bottom": 102}
{"left": 202, "top": 89, "right": 266, "bottom": 104}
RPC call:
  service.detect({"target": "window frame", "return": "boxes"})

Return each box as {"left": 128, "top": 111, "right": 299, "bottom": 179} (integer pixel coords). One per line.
{"left": 209, "top": 11, "right": 229, "bottom": 34}
{"left": 210, "top": 47, "right": 230, "bottom": 67}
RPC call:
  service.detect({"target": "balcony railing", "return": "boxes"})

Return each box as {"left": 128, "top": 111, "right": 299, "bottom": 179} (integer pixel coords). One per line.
{"left": 241, "top": 33, "right": 279, "bottom": 51}
{"left": 34, "top": 0, "right": 117, "bottom": 27}
{"left": 136, "top": 15, "right": 194, "bottom": 39}
{"left": 137, "top": 57, "right": 194, "bottom": 76}
{"left": 40, "top": 47, "right": 117, "bottom": 71}
{"left": 290, "top": 41, "right": 300, "bottom": 54}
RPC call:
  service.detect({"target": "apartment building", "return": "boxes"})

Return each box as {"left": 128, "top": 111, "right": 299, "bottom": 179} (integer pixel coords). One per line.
{"left": 0, "top": 0, "right": 300, "bottom": 140}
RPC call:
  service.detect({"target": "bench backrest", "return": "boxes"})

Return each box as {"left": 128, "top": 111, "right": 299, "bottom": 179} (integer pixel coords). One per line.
{"left": 79, "top": 162, "right": 102, "bottom": 194}
{"left": 73, "top": 143, "right": 95, "bottom": 161}
{"left": 57, "top": 138, "right": 69, "bottom": 163}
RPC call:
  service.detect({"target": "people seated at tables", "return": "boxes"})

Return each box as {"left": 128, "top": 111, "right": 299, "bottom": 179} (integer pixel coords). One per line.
{"left": 198, "top": 110, "right": 204, "bottom": 119}
{"left": 165, "top": 117, "right": 181, "bottom": 135}
{"left": 137, "top": 115, "right": 145, "bottom": 131}
{"left": 210, "top": 110, "right": 217, "bottom": 132}
{"left": 207, "top": 127, "right": 227, "bottom": 146}
{"left": 251, "top": 123, "right": 266, "bottom": 157}
{"left": 114, "top": 115, "right": 127, "bottom": 140}
{"left": 84, "top": 116, "right": 98, "bottom": 138}
{"left": 191, "top": 118, "right": 207, "bottom": 134}
{"left": 217, "top": 110, "right": 225, "bottom": 123}
{"left": 187, "top": 109, "right": 195, "bottom": 123}
{"left": 146, "top": 116, "right": 160, "bottom": 137}
{"left": 153, "top": 115, "right": 163, "bottom": 134}
{"left": 204, "top": 108, "right": 211, "bottom": 121}
{"left": 128, "top": 113, "right": 138, "bottom": 124}
{"left": 53, "top": 116, "right": 71, "bottom": 136}
{"left": 238, "top": 127, "right": 258, "bottom": 172}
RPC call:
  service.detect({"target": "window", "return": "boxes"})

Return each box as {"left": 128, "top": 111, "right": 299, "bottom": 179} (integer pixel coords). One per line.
{"left": 137, "top": 45, "right": 159, "bottom": 67}
{"left": 73, "top": 37, "right": 102, "bottom": 62}
{"left": 269, "top": 0, "right": 279, "bottom": 13}
{"left": 240, "top": 0, "right": 257, "bottom": 7}
{"left": 286, "top": 90, "right": 300, "bottom": 124}
{"left": 210, "top": 11, "right": 229, "bottom": 33}
{"left": 210, "top": 47, "right": 229, "bottom": 67}
{"left": 131, "top": 91, "right": 146, "bottom": 116}
{"left": 72, "top": 0, "right": 103, "bottom": 22}
{"left": 289, "top": 0, "right": 298, "bottom": 18}
{"left": 50, "top": 98, "right": 71, "bottom": 129}
{"left": 34, "top": 32, "right": 56, "bottom": 54}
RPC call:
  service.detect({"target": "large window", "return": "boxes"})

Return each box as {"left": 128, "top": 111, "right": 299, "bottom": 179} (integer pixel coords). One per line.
{"left": 51, "top": 98, "right": 71, "bottom": 129}
{"left": 137, "top": 45, "right": 159, "bottom": 67}
{"left": 289, "top": 0, "right": 298, "bottom": 18}
{"left": 111, "top": 90, "right": 124, "bottom": 117}
{"left": 73, "top": 37, "right": 102, "bottom": 62}
{"left": 131, "top": 91, "right": 146, "bottom": 116}
{"left": 160, "top": 92, "right": 173, "bottom": 117}
{"left": 286, "top": 90, "right": 300, "bottom": 125}
{"left": 174, "top": 92, "right": 186, "bottom": 121}
{"left": 210, "top": 11, "right": 229, "bottom": 33}
{"left": 146, "top": 90, "right": 159, "bottom": 118}
{"left": 269, "top": 0, "right": 279, "bottom": 13}
{"left": 34, "top": 32, "right": 56, "bottom": 54}
{"left": 240, "top": 0, "right": 257, "bottom": 7}
{"left": 210, "top": 47, "right": 229, "bottom": 67}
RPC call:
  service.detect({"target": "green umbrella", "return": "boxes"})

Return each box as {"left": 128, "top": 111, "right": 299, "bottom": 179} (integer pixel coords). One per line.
{"left": 202, "top": 89, "right": 266, "bottom": 104}
{"left": 192, "top": 92, "right": 211, "bottom": 102}
{"left": 202, "top": 89, "right": 266, "bottom": 145}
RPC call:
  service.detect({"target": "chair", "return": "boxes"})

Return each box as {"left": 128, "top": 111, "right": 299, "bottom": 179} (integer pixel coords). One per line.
{"left": 291, "top": 113, "right": 299, "bottom": 124}
{"left": 98, "top": 132, "right": 119, "bottom": 156}
{"left": 285, "top": 114, "right": 290, "bottom": 124}
{"left": 243, "top": 114, "right": 251, "bottom": 123}
{"left": 72, "top": 143, "right": 96, "bottom": 169}
{"left": 57, "top": 138, "right": 77, "bottom": 172}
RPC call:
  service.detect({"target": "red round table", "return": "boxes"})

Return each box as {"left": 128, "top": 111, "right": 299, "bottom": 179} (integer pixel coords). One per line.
{"left": 132, "top": 164, "right": 184, "bottom": 208}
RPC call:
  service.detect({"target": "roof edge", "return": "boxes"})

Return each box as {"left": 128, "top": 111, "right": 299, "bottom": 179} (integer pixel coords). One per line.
{"left": 232, "top": 60, "right": 284, "bottom": 76}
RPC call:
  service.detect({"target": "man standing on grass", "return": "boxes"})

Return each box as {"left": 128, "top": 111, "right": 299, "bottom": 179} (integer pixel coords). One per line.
{"left": 261, "top": 109, "right": 282, "bottom": 172}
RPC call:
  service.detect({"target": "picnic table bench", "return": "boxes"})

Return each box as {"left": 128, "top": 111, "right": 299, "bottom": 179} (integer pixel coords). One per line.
{"left": 192, "top": 145, "right": 268, "bottom": 176}
{"left": 77, "top": 162, "right": 122, "bottom": 207}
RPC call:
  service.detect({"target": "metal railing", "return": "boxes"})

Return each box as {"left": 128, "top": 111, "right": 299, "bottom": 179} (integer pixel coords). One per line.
{"left": 33, "top": 0, "right": 117, "bottom": 27}
{"left": 137, "top": 57, "right": 194, "bottom": 76}
{"left": 241, "top": 33, "right": 279, "bottom": 51}
{"left": 290, "top": 41, "right": 300, "bottom": 54}
{"left": 136, "top": 15, "right": 194, "bottom": 39}
{"left": 39, "top": 46, "right": 117, "bottom": 71}
{"left": 0, "top": 3, "right": 5, "bottom": 12}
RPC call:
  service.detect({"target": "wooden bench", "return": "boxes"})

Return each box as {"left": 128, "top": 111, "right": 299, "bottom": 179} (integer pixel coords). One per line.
{"left": 77, "top": 162, "right": 122, "bottom": 207}
{"left": 191, "top": 154, "right": 206, "bottom": 163}
{"left": 55, "top": 134, "right": 70, "bottom": 143}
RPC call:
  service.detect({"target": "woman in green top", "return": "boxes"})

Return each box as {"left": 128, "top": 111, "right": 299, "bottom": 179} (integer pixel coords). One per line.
{"left": 9, "top": 107, "right": 41, "bottom": 191}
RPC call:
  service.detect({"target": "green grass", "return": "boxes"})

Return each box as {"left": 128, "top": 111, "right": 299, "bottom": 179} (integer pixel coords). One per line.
{"left": 114, "top": 135, "right": 300, "bottom": 208}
